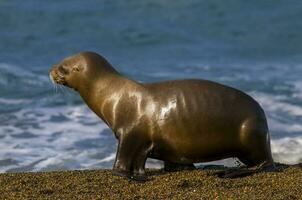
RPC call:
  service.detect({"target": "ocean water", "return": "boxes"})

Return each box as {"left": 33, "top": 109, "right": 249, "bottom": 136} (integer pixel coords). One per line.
{"left": 0, "top": 0, "right": 302, "bottom": 172}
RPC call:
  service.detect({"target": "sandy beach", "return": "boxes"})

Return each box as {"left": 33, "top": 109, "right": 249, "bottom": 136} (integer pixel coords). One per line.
{"left": 0, "top": 164, "right": 301, "bottom": 199}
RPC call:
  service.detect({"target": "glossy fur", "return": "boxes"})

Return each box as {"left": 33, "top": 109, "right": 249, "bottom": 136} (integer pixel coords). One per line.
{"left": 49, "top": 52, "right": 274, "bottom": 180}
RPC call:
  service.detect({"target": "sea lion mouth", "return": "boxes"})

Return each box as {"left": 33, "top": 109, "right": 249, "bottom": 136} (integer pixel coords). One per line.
{"left": 49, "top": 69, "right": 68, "bottom": 86}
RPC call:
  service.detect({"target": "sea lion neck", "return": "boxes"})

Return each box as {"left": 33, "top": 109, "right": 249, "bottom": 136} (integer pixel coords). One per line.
{"left": 77, "top": 72, "right": 144, "bottom": 125}
{"left": 77, "top": 72, "right": 123, "bottom": 102}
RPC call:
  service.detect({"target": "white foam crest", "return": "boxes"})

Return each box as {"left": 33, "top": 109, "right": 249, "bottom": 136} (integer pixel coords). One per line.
{"left": 292, "top": 81, "right": 302, "bottom": 99}
{"left": 0, "top": 63, "right": 50, "bottom": 86}
{"left": 250, "top": 92, "right": 302, "bottom": 117}
{"left": 99, "top": 153, "right": 116, "bottom": 162}
{"left": 268, "top": 118, "right": 302, "bottom": 133}
{"left": 248, "top": 91, "right": 302, "bottom": 137}
{"left": 0, "top": 98, "right": 31, "bottom": 105}
{"left": 0, "top": 104, "right": 115, "bottom": 172}
{"left": 11, "top": 106, "right": 107, "bottom": 135}
{"left": 33, "top": 150, "right": 92, "bottom": 171}
{"left": 271, "top": 136, "right": 302, "bottom": 164}
{"left": 0, "top": 63, "right": 34, "bottom": 77}
{"left": 81, "top": 153, "right": 117, "bottom": 168}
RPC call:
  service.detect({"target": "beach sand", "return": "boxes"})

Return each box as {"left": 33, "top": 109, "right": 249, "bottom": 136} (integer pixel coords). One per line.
{"left": 0, "top": 164, "right": 301, "bottom": 199}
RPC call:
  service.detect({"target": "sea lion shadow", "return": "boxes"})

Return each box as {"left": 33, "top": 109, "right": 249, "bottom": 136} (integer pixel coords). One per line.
{"left": 146, "top": 169, "right": 166, "bottom": 177}
{"left": 144, "top": 163, "right": 289, "bottom": 180}
{"left": 205, "top": 162, "right": 288, "bottom": 179}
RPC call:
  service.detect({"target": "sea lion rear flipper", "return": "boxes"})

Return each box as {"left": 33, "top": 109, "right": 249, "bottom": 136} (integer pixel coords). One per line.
{"left": 214, "top": 161, "right": 278, "bottom": 178}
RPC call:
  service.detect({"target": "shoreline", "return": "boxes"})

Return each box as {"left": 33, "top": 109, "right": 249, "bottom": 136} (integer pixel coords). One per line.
{"left": 0, "top": 164, "right": 301, "bottom": 199}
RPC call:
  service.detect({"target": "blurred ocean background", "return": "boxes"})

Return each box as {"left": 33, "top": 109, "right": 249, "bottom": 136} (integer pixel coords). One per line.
{"left": 0, "top": 0, "right": 302, "bottom": 172}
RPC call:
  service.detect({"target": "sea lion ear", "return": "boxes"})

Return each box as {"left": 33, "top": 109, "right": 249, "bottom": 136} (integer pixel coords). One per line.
{"left": 72, "top": 65, "right": 83, "bottom": 72}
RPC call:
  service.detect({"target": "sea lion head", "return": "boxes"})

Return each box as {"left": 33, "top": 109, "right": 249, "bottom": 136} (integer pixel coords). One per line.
{"left": 49, "top": 51, "right": 117, "bottom": 91}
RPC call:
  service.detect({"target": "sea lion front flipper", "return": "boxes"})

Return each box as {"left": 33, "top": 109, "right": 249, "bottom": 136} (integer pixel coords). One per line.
{"left": 112, "top": 130, "right": 151, "bottom": 181}
{"left": 112, "top": 169, "right": 132, "bottom": 179}
{"left": 112, "top": 169, "right": 148, "bottom": 182}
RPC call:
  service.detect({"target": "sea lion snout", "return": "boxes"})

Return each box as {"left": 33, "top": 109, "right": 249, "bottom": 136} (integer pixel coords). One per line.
{"left": 49, "top": 65, "right": 68, "bottom": 86}
{"left": 49, "top": 52, "right": 121, "bottom": 91}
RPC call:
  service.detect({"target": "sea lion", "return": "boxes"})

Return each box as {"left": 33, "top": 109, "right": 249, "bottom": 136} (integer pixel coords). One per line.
{"left": 49, "top": 51, "right": 274, "bottom": 180}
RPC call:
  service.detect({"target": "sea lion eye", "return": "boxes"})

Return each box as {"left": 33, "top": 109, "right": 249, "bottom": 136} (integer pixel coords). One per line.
{"left": 72, "top": 65, "right": 82, "bottom": 72}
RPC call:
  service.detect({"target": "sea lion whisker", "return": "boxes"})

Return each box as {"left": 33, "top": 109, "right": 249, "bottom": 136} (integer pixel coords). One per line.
{"left": 49, "top": 73, "right": 59, "bottom": 95}
{"left": 55, "top": 84, "right": 58, "bottom": 93}
{"left": 57, "top": 84, "right": 63, "bottom": 94}
{"left": 52, "top": 84, "right": 56, "bottom": 94}
{"left": 62, "top": 86, "right": 72, "bottom": 96}
{"left": 58, "top": 85, "right": 67, "bottom": 95}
